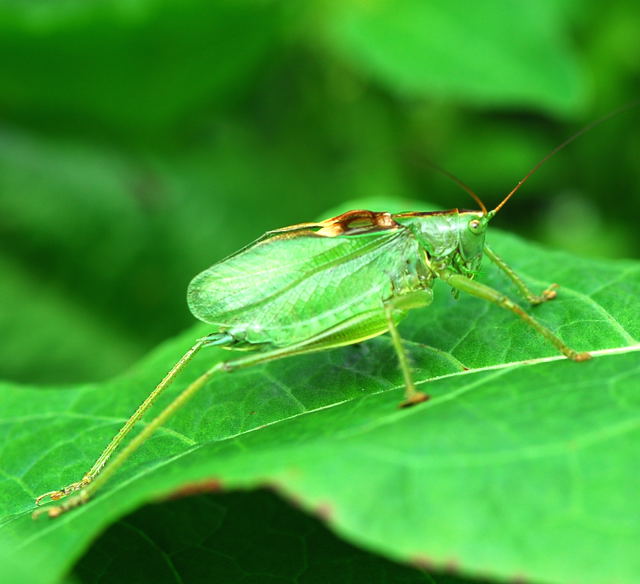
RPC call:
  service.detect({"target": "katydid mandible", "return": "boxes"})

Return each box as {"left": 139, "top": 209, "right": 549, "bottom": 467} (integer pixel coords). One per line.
{"left": 38, "top": 112, "right": 630, "bottom": 519}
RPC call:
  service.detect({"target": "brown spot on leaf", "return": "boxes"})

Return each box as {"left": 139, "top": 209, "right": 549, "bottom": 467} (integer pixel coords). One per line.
{"left": 444, "top": 557, "right": 460, "bottom": 573}
{"left": 315, "top": 501, "right": 334, "bottom": 521}
{"left": 162, "top": 478, "right": 223, "bottom": 501}
{"left": 411, "top": 554, "right": 436, "bottom": 571}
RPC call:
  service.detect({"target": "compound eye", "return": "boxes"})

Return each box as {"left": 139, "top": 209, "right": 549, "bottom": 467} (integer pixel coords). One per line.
{"left": 468, "top": 219, "right": 482, "bottom": 233}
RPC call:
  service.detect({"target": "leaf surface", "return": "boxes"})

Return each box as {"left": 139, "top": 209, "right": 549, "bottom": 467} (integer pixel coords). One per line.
{"left": 1, "top": 225, "right": 638, "bottom": 584}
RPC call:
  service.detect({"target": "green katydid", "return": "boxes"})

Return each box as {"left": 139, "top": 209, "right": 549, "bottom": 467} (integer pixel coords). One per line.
{"left": 36, "top": 110, "right": 631, "bottom": 519}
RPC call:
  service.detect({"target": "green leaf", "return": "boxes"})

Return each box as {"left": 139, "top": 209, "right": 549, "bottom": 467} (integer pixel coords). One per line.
{"left": 1, "top": 221, "right": 638, "bottom": 584}
{"left": 325, "top": 0, "right": 585, "bottom": 115}
{"left": 0, "top": 255, "right": 140, "bottom": 384}
{"left": 0, "top": 1, "right": 300, "bottom": 133}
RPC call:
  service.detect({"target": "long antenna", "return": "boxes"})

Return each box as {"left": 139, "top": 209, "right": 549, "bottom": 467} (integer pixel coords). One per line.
{"left": 425, "top": 160, "right": 487, "bottom": 215}
{"left": 491, "top": 100, "right": 639, "bottom": 216}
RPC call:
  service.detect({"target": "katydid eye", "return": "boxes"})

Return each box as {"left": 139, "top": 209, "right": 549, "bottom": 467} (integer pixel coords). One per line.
{"left": 468, "top": 219, "right": 482, "bottom": 233}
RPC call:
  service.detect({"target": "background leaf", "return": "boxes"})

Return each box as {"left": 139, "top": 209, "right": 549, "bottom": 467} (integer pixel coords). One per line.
{"left": 0, "top": 0, "right": 303, "bottom": 134}
{"left": 1, "top": 225, "right": 638, "bottom": 584}
{"left": 75, "top": 489, "right": 470, "bottom": 584}
{"left": 325, "top": 0, "right": 584, "bottom": 114}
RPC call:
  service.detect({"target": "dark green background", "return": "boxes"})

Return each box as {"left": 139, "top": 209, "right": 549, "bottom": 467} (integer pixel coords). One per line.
{"left": 0, "top": 1, "right": 638, "bottom": 582}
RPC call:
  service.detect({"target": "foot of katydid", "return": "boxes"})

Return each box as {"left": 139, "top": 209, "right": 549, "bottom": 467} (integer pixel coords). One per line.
{"left": 561, "top": 348, "right": 592, "bottom": 362}
{"left": 399, "top": 390, "right": 430, "bottom": 408}
{"left": 541, "top": 283, "right": 558, "bottom": 300}
{"left": 32, "top": 489, "right": 91, "bottom": 519}
{"left": 35, "top": 477, "right": 91, "bottom": 506}
{"left": 532, "top": 283, "right": 558, "bottom": 304}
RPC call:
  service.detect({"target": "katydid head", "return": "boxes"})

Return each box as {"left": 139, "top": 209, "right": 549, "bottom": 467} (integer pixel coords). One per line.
{"left": 458, "top": 211, "right": 489, "bottom": 272}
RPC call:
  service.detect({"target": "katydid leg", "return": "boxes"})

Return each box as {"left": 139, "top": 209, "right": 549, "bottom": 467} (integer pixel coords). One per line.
{"left": 35, "top": 343, "right": 316, "bottom": 518}
{"left": 34, "top": 308, "right": 428, "bottom": 518}
{"left": 484, "top": 245, "right": 557, "bottom": 305}
{"left": 35, "top": 338, "right": 208, "bottom": 507}
{"left": 35, "top": 362, "right": 221, "bottom": 518}
{"left": 439, "top": 270, "right": 591, "bottom": 362}
{"left": 383, "top": 301, "right": 428, "bottom": 408}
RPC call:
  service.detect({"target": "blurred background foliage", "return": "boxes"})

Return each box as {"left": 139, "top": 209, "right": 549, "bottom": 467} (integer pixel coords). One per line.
{"left": 0, "top": 0, "right": 638, "bottom": 386}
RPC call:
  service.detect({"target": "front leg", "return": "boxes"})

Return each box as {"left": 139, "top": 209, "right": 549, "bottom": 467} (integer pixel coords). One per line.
{"left": 484, "top": 245, "right": 557, "bottom": 305}
{"left": 439, "top": 269, "right": 590, "bottom": 362}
